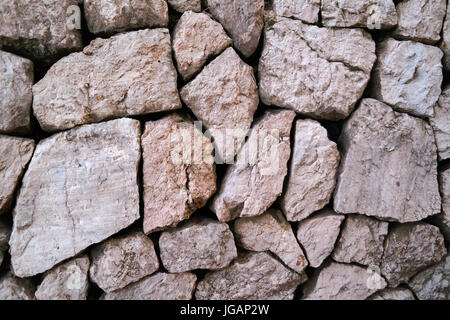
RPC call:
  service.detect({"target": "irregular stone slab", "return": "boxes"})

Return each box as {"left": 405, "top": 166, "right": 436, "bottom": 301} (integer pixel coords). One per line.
{"left": 0, "top": 135, "right": 35, "bottom": 215}
{"left": 303, "top": 262, "right": 387, "bottom": 300}
{"left": 206, "top": 0, "right": 264, "bottom": 57}
{"left": 296, "top": 209, "right": 344, "bottom": 268}
{"left": 334, "top": 99, "right": 441, "bottom": 223}
{"left": 371, "top": 38, "right": 443, "bottom": 117}
{"left": 210, "top": 110, "right": 295, "bottom": 221}
{"left": 281, "top": 119, "right": 340, "bottom": 221}
{"left": 196, "top": 252, "right": 306, "bottom": 300}
{"left": 430, "top": 87, "right": 450, "bottom": 161}
{"left": 33, "top": 29, "right": 181, "bottom": 132}
{"left": 332, "top": 215, "right": 388, "bottom": 267}
{"left": 142, "top": 114, "right": 216, "bottom": 234}
{"left": 0, "top": 272, "right": 35, "bottom": 300}
{"left": 168, "top": 0, "right": 201, "bottom": 13}
{"left": 9, "top": 118, "right": 141, "bottom": 277}
{"left": 35, "top": 256, "right": 90, "bottom": 300}
{"left": 272, "top": 0, "right": 320, "bottom": 24}
{"left": 321, "top": 0, "right": 397, "bottom": 29}
{"left": 0, "top": 51, "right": 33, "bottom": 134}
{"left": 233, "top": 209, "right": 308, "bottom": 273}
{"left": 180, "top": 47, "right": 259, "bottom": 162}
{"left": 368, "top": 288, "right": 415, "bottom": 300}
{"left": 381, "top": 223, "right": 446, "bottom": 287}
{"left": 159, "top": 218, "right": 236, "bottom": 272}
{"left": 432, "top": 168, "right": 450, "bottom": 242}
{"left": 0, "top": 0, "right": 82, "bottom": 61}
{"left": 103, "top": 272, "right": 197, "bottom": 300}
{"left": 441, "top": 4, "right": 450, "bottom": 70}
{"left": 409, "top": 255, "right": 449, "bottom": 300}
{"left": 84, "top": 0, "right": 168, "bottom": 34}
{"left": 173, "top": 11, "right": 232, "bottom": 80}
{"left": 89, "top": 232, "right": 159, "bottom": 292}
{"left": 259, "top": 19, "right": 376, "bottom": 120}
{"left": 393, "top": 0, "right": 446, "bottom": 44}
{"left": 0, "top": 220, "right": 10, "bottom": 265}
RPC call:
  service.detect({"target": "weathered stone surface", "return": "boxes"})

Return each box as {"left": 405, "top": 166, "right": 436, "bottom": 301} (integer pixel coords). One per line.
{"left": 281, "top": 119, "right": 340, "bottom": 221}
{"left": 196, "top": 252, "right": 306, "bottom": 300}
{"left": 441, "top": 4, "right": 450, "bottom": 70}
{"left": 35, "top": 256, "right": 89, "bottom": 300}
{"left": 84, "top": 0, "right": 168, "bottom": 34}
{"left": 210, "top": 110, "right": 295, "bottom": 221}
{"left": 368, "top": 288, "right": 415, "bottom": 300}
{"left": 430, "top": 87, "right": 450, "bottom": 161}
{"left": 259, "top": 19, "right": 376, "bottom": 120}
{"left": 142, "top": 114, "right": 216, "bottom": 234}
{"left": 0, "top": 51, "right": 33, "bottom": 134}
{"left": 103, "top": 272, "right": 197, "bottom": 300}
{"left": 409, "top": 255, "right": 449, "bottom": 300}
{"left": 0, "top": 0, "right": 82, "bottom": 61}
{"left": 9, "top": 118, "right": 141, "bottom": 277}
{"left": 0, "top": 272, "right": 35, "bottom": 300}
{"left": 393, "top": 0, "right": 446, "bottom": 44}
{"left": 432, "top": 168, "right": 450, "bottom": 242}
{"left": 334, "top": 99, "right": 441, "bottom": 223}
{"left": 296, "top": 209, "right": 344, "bottom": 268}
{"left": 173, "top": 11, "right": 232, "bottom": 80}
{"left": 332, "top": 215, "right": 388, "bottom": 267}
{"left": 89, "top": 232, "right": 159, "bottom": 292}
{"left": 180, "top": 47, "right": 259, "bottom": 162}
{"left": 0, "top": 135, "right": 35, "bottom": 215}
{"left": 168, "top": 0, "right": 201, "bottom": 13}
{"left": 159, "top": 218, "right": 236, "bottom": 273}
{"left": 0, "top": 220, "right": 10, "bottom": 266}
{"left": 302, "top": 262, "right": 387, "bottom": 300}
{"left": 381, "top": 223, "right": 447, "bottom": 287}
{"left": 206, "top": 0, "right": 264, "bottom": 57}
{"left": 233, "top": 209, "right": 308, "bottom": 273}
{"left": 272, "top": 0, "right": 320, "bottom": 24}
{"left": 33, "top": 29, "right": 181, "bottom": 132}
{"left": 371, "top": 38, "right": 443, "bottom": 117}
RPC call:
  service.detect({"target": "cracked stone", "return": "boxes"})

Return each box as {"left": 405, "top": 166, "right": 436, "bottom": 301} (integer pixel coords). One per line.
{"left": 280, "top": 119, "right": 340, "bottom": 221}
{"left": 430, "top": 86, "right": 450, "bottom": 161}
{"left": 272, "top": 0, "right": 320, "bottom": 24}
{"left": 168, "top": 0, "right": 201, "bottom": 13}
{"left": 431, "top": 168, "right": 450, "bottom": 243}
{"left": 259, "top": 19, "right": 376, "bottom": 120}
{"left": 296, "top": 209, "right": 344, "bottom": 268}
{"left": 159, "top": 217, "right": 237, "bottom": 273}
{"left": 33, "top": 28, "right": 181, "bottom": 132}
{"left": 233, "top": 209, "right": 308, "bottom": 273}
{"left": 334, "top": 99, "right": 441, "bottom": 223}
{"left": 142, "top": 114, "right": 216, "bottom": 234}
{"left": 9, "top": 118, "right": 141, "bottom": 277}
{"left": 441, "top": 4, "right": 450, "bottom": 70}
{"left": 368, "top": 288, "right": 415, "bottom": 300}
{"left": 0, "top": 272, "right": 35, "bottom": 300}
{"left": 0, "top": 220, "right": 10, "bottom": 266}
{"left": 409, "top": 255, "right": 449, "bottom": 300}
{"left": 210, "top": 110, "right": 295, "bottom": 221}
{"left": 89, "top": 231, "right": 159, "bottom": 293}
{"left": 35, "top": 255, "right": 90, "bottom": 300}
{"left": 195, "top": 251, "right": 307, "bottom": 300}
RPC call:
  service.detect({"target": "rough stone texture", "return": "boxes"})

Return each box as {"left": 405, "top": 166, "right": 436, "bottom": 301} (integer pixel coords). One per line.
{"left": 296, "top": 209, "right": 344, "bottom": 268}
{"left": 430, "top": 87, "right": 450, "bottom": 161}
{"left": 0, "top": 220, "right": 10, "bottom": 266}
{"left": 381, "top": 223, "right": 447, "bottom": 287}
{"left": 102, "top": 272, "right": 197, "bottom": 300}
{"left": 89, "top": 232, "right": 159, "bottom": 292}
{"left": 180, "top": 47, "right": 259, "bottom": 162}
{"left": 334, "top": 99, "right": 441, "bottom": 223}
{"left": 35, "top": 256, "right": 90, "bottom": 300}
{"left": 0, "top": 272, "right": 35, "bottom": 300}
{"left": 393, "top": 0, "right": 446, "bottom": 44}
{"left": 441, "top": 4, "right": 450, "bottom": 70}
{"left": 368, "top": 288, "right": 415, "bottom": 300}
{"left": 168, "top": 0, "right": 201, "bottom": 13}
{"left": 0, "top": 0, "right": 83, "bottom": 61}
{"left": 281, "top": 119, "right": 340, "bottom": 221}
{"left": 409, "top": 255, "right": 449, "bottom": 300}
{"left": 272, "top": 0, "right": 320, "bottom": 24}
{"left": 432, "top": 168, "right": 450, "bottom": 242}
{"left": 0, "top": 51, "right": 33, "bottom": 134}
{"left": 210, "top": 110, "right": 295, "bottom": 221}
{"left": 332, "top": 215, "right": 389, "bottom": 267}
{"left": 233, "top": 209, "right": 308, "bottom": 273}
{"left": 259, "top": 19, "right": 376, "bottom": 120}
{"left": 0, "top": 136, "right": 35, "bottom": 215}
{"left": 142, "top": 114, "right": 216, "bottom": 234}
{"left": 9, "top": 118, "right": 141, "bottom": 277}
{"left": 206, "top": 0, "right": 264, "bottom": 57}
{"left": 321, "top": 0, "right": 397, "bottom": 29}
{"left": 371, "top": 38, "right": 443, "bottom": 118}
{"left": 33, "top": 29, "right": 181, "bottom": 132}
{"left": 302, "top": 262, "right": 387, "bottom": 300}
{"left": 196, "top": 252, "right": 306, "bottom": 300}
{"left": 173, "top": 11, "right": 232, "bottom": 80}
{"left": 159, "top": 218, "right": 237, "bottom": 272}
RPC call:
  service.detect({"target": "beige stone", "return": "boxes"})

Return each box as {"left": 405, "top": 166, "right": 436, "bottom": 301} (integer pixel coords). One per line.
{"left": 168, "top": 0, "right": 201, "bottom": 13}
{"left": 430, "top": 87, "right": 450, "bottom": 161}
{"left": 0, "top": 272, "right": 35, "bottom": 300}
{"left": 273, "top": 0, "right": 320, "bottom": 24}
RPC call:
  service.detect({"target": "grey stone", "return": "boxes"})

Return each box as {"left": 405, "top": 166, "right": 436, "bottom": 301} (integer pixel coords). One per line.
{"left": 441, "top": 3, "right": 450, "bottom": 70}
{"left": 368, "top": 288, "right": 415, "bottom": 300}
{"left": 430, "top": 86, "right": 450, "bottom": 161}
{"left": 409, "top": 255, "right": 449, "bottom": 300}
{"left": 168, "top": 0, "right": 201, "bottom": 13}
{"left": 0, "top": 220, "right": 10, "bottom": 266}
{"left": 0, "top": 272, "right": 35, "bottom": 300}
{"left": 432, "top": 168, "right": 450, "bottom": 242}
{"left": 273, "top": 0, "right": 320, "bottom": 24}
